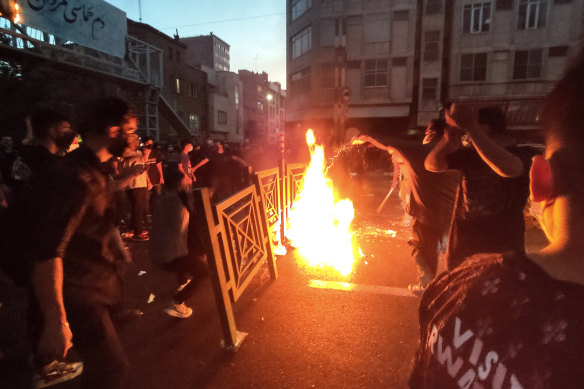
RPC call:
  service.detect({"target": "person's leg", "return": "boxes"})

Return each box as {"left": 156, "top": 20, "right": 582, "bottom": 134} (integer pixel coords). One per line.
{"left": 171, "top": 255, "right": 208, "bottom": 304}
{"left": 66, "top": 303, "right": 128, "bottom": 389}
{"left": 134, "top": 187, "right": 147, "bottom": 235}
{"left": 410, "top": 219, "right": 439, "bottom": 288}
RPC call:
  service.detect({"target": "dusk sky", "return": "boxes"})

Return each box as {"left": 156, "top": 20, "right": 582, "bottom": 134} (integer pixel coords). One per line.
{"left": 107, "top": 0, "right": 287, "bottom": 88}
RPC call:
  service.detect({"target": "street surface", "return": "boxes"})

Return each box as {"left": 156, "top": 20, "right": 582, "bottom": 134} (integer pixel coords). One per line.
{"left": 0, "top": 170, "right": 547, "bottom": 388}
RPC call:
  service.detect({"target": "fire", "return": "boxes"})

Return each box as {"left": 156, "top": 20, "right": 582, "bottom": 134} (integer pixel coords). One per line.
{"left": 286, "top": 129, "right": 359, "bottom": 276}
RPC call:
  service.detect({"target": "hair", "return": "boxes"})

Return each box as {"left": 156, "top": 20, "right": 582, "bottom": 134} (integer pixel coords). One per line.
{"left": 477, "top": 106, "right": 506, "bottom": 134}
{"left": 180, "top": 138, "right": 193, "bottom": 150}
{"left": 540, "top": 45, "right": 584, "bottom": 194}
{"left": 30, "top": 109, "right": 71, "bottom": 139}
{"left": 78, "top": 97, "right": 136, "bottom": 137}
{"left": 427, "top": 119, "right": 445, "bottom": 137}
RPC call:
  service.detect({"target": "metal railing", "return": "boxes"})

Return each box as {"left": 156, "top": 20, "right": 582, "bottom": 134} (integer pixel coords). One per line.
{"left": 194, "top": 161, "right": 308, "bottom": 350}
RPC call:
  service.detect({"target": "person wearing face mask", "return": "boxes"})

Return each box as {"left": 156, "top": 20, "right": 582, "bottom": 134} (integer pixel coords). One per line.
{"left": 26, "top": 97, "right": 135, "bottom": 388}
{"left": 1, "top": 110, "right": 77, "bottom": 287}
{"left": 11, "top": 110, "right": 76, "bottom": 184}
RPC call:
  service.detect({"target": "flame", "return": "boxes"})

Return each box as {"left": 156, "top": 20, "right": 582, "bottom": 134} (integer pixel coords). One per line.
{"left": 286, "top": 129, "right": 359, "bottom": 276}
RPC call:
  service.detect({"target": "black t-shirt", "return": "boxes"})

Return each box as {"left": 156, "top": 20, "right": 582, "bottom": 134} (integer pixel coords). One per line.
{"left": 209, "top": 151, "right": 233, "bottom": 178}
{"left": 27, "top": 146, "right": 123, "bottom": 306}
{"left": 393, "top": 141, "right": 460, "bottom": 231}
{"left": 410, "top": 251, "right": 584, "bottom": 389}
{"left": 446, "top": 146, "right": 532, "bottom": 222}
{"left": 444, "top": 146, "right": 535, "bottom": 264}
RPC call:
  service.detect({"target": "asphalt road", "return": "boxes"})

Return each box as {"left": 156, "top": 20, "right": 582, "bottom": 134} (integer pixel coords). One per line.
{"left": 0, "top": 170, "right": 547, "bottom": 388}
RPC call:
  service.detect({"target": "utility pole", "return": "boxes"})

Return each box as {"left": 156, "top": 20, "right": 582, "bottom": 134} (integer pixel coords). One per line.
{"left": 409, "top": 0, "right": 424, "bottom": 132}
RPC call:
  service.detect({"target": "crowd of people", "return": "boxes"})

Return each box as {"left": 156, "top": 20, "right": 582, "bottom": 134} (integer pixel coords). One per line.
{"left": 1, "top": 47, "right": 584, "bottom": 388}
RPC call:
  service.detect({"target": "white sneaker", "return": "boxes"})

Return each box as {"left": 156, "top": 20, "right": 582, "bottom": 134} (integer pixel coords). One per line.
{"left": 34, "top": 360, "right": 84, "bottom": 388}
{"left": 164, "top": 302, "right": 193, "bottom": 319}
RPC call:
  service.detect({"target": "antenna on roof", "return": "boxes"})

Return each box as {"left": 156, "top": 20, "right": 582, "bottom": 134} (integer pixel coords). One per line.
{"left": 138, "top": 0, "right": 142, "bottom": 22}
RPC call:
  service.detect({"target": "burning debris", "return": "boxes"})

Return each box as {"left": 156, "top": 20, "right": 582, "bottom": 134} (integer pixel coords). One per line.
{"left": 286, "top": 130, "right": 362, "bottom": 276}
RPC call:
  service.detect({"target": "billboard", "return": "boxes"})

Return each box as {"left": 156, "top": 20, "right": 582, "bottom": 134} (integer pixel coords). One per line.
{"left": 19, "top": 0, "right": 127, "bottom": 58}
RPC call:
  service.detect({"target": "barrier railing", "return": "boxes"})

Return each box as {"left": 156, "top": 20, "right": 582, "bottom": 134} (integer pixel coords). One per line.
{"left": 195, "top": 161, "right": 307, "bottom": 350}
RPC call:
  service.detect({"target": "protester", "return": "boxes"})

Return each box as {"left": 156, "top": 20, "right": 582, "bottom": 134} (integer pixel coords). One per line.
{"left": 142, "top": 136, "right": 164, "bottom": 216}
{"left": 410, "top": 51, "right": 584, "bottom": 388}
{"left": 355, "top": 120, "right": 459, "bottom": 294}
{"left": 27, "top": 97, "right": 135, "bottom": 388}
{"left": 192, "top": 140, "right": 252, "bottom": 202}
{"left": 150, "top": 164, "right": 207, "bottom": 319}
{"left": 177, "top": 138, "right": 195, "bottom": 191}
{"left": 121, "top": 133, "right": 151, "bottom": 242}
{"left": 425, "top": 105, "right": 533, "bottom": 270}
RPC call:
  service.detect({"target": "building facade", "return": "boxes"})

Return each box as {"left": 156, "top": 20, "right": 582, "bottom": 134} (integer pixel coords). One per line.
{"left": 127, "top": 20, "right": 208, "bottom": 142}
{"left": 207, "top": 71, "right": 244, "bottom": 143}
{"left": 182, "top": 33, "right": 231, "bottom": 72}
{"left": 286, "top": 0, "right": 584, "bottom": 141}
{"left": 238, "top": 70, "right": 286, "bottom": 143}
{"left": 268, "top": 82, "right": 286, "bottom": 144}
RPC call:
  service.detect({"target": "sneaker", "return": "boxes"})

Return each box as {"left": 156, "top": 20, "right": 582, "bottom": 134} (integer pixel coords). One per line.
{"left": 164, "top": 302, "right": 193, "bottom": 319}
{"left": 132, "top": 232, "right": 150, "bottom": 241}
{"left": 408, "top": 282, "right": 426, "bottom": 297}
{"left": 121, "top": 230, "right": 134, "bottom": 239}
{"left": 34, "top": 360, "right": 84, "bottom": 388}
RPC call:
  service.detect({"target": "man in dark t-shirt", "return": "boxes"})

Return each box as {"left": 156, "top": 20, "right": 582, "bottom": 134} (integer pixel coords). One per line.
{"left": 426, "top": 105, "right": 532, "bottom": 270}
{"left": 411, "top": 57, "right": 584, "bottom": 388}
{"left": 29, "top": 98, "right": 135, "bottom": 388}
{"left": 356, "top": 121, "right": 459, "bottom": 292}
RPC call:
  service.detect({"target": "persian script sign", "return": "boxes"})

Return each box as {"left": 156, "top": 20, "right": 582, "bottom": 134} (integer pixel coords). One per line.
{"left": 20, "top": 0, "right": 127, "bottom": 58}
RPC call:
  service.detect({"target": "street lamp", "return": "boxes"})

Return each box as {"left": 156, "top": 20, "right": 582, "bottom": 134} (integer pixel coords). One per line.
{"left": 266, "top": 93, "right": 273, "bottom": 102}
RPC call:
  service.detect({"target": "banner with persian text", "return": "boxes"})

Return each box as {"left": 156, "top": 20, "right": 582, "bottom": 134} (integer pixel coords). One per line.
{"left": 19, "top": 0, "right": 127, "bottom": 58}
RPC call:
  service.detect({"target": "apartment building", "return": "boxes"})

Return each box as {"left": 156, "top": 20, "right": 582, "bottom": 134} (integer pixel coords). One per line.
{"left": 286, "top": 0, "right": 583, "bottom": 140}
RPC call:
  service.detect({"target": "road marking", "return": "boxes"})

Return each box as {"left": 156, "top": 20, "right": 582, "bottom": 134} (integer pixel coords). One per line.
{"left": 309, "top": 279, "right": 417, "bottom": 298}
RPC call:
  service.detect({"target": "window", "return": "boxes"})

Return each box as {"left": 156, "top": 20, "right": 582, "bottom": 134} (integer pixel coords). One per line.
{"left": 290, "top": 66, "right": 311, "bottom": 95}
{"left": 460, "top": 53, "right": 488, "bottom": 81}
{"left": 291, "top": 0, "right": 312, "bottom": 21}
{"left": 235, "top": 87, "right": 239, "bottom": 108}
{"left": 291, "top": 26, "right": 312, "bottom": 59}
{"left": 364, "top": 59, "right": 389, "bottom": 87}
{"left": 424, "top": 31, "right": 440, "bottom": 61}
{"left": 218, "top": 111, "right": 227, "bottom": 125}
{"left": 393, "top": 10, "right": 409, "bottom": 21}
{"left": 320, "top": 62, "right": 334, "bottom": 88}
{"left": 518, "top": 0, "right": 547, "bottom": 29}
{"left": 554, "top": 0, "right": 571, "bottom": 4}
{"left": 257, "top": 101, "right": 264, "bottom": 111}
{"left": 175, "top": 78, "right": 181, "bottom": 94}
{"left": 189, "top": 83, "right": 198, "bottom": 98}
{"left": 189, "top": 114, "right": 200, "bottom": 132}
{"left": 463, "top": 2, "right": 492, "bottom": 33}
{"left": 422, "top": 78, "right": 438, "bottom": 101}
{"left": 548, "top": 46, "right": 569, "bottom": 57}
{"left": 513, "top": 49, "right": 543, "bottom": 79}
{"left": 168, "top": 47, "right": 173, "bottom": 60}
{"left": 426, "top": 0, "right": 442, "bottom": 13}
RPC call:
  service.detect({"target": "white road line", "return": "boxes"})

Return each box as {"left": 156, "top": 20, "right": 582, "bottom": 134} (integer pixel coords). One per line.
{"left": 309, "top": 279, "right": 417, "bottom": 298}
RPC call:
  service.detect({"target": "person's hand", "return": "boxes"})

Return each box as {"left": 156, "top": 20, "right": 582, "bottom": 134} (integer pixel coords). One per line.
{"left": 351, "top": 134, "right": 368, "bottom": 145}
{"left": 160, "top": 177, "right": 165, "bottom": 185}
{"left": 37, "top": 320, "right": 73, "bottom": 361}
{"left": 445, "top": 103, "right": 479, "bottom": 134}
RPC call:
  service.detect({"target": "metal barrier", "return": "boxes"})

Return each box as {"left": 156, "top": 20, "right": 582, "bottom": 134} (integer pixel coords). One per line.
{"left": 194, "top": 186, "right": 277, "bottom": 351}
{"left": 194, "top": 161, "right": 307, "bottom": 351}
